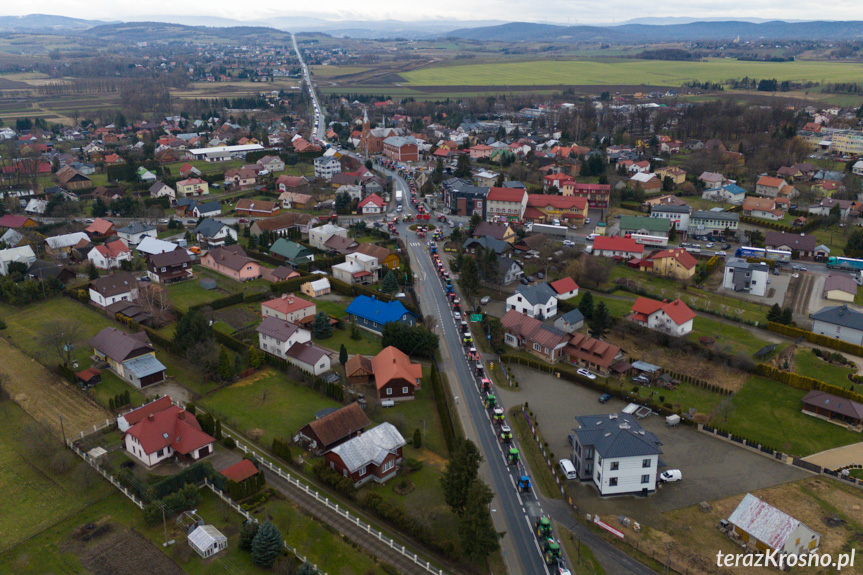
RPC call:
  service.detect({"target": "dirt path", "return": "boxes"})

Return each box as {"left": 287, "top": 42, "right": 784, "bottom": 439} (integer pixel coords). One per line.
{"left": 0, "top": 338, "right": 109, "bottom": 440}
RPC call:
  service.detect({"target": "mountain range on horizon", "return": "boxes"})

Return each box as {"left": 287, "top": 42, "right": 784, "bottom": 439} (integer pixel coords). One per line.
{"left": 0, "top": 13, "right": 860, "bottom": 42}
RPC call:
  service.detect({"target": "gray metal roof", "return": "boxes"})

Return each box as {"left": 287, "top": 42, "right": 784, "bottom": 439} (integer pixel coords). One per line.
{"left": 810, "top": 304, "right": 863, "bottom": 331}
{"left": 514, "top": 282, "right": 557, "bottom": 306}
{"left": 560, "top": 308, "right": 585, "bottom": 324}
{"left": 691, "top": 210, "right": 739, "bottom": 222}
{"left": 573, "top": 413, "right": 662, "bottom": 459}
{"left": 195, "top": 218, "right": 230, "bottom": 238}
{"left": 122, "top": 354, "right": 166, "bottom": 378}
{"left": 631, "top": 360, "right": 661, "bottom": 373}
{"left": 650, "top": 204, "right": 690, "bottom": 214}
{"left": 118, "top": 222, "right": 156, "bottom": 235}
{"left": 329, "top": 423, "right": 406, "bottom": 473}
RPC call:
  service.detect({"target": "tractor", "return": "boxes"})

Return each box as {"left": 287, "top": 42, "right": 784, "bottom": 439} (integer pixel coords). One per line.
{"left": 535, "top": 516, "right": 552, "bottom": 539}
{"left": 499, "top": 425, "right": 513, "bottom": 444}
{"left": 484, "top": 393, "right": 496, "bottom": 410}
{"left": 518, "top": 476, "right": 531, "bottom": 493}
{"left": 475, "top": 363, "right": 485, "bottom": 378}
{"left": 492, "top": 406, "right": 505, "bottom": 426}
{"left": 480, "top": 377, "right": 492, "bottom": 392}
{"left": 542, "top": 538, "right": 563, "bottom": 566}
{"left": 507, "top": 447, "right": 520, "bottom": 465}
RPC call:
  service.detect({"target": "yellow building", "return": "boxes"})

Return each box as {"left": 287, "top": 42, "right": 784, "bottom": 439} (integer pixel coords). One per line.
{"left": 654, "top": 166, "right": 687, "bottom": 185}
{"left": 639, "top": 248, "right": 697, "bottom": 280}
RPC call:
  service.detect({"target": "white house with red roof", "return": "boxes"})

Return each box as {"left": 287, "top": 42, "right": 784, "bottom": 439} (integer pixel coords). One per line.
{"left": 542, "top": 173, "right": 572, "bottom": 191}
{"left": 630, "top": 297, "right": 696, "bottom": 337}
{"left": 261, "top": 293, "right": 316, "bottom": 324}
{"left": 358, "top": 193, "right": 385, "bottom": 214}
{"left": 486, "top": 187, "right": 528, "bottom": 221}
{"left": 590, "top": 236, "right": 644, "bottom": 259}
{"left": 121, "top": 397, "right": 215, "bottom": 466}
{"left": 87, "top": 239, "right": 132, "bottom": 269}
{"left": 549, "top": 277, "right": 579, "bottom": 300}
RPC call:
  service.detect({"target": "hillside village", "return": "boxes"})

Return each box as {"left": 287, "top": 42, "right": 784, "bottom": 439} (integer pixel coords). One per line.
{"left": 3, "top": 28, "right": 863, "bottom": 575}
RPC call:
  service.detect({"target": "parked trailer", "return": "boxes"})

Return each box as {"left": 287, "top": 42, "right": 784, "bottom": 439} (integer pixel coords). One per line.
{"left": 530, "top": 223, "right": 569, "bottom": 238}
{"left": 630, "top": 233, "right": 669, "bottom": 247}
{"left": 827, "top": 256, "right": 863, "bottom": 271}
{"left": 395, "top": 190, "right": 403, "bottom": 205}
{"left": 735, "top": 246, "right": 792, "bottom": 263}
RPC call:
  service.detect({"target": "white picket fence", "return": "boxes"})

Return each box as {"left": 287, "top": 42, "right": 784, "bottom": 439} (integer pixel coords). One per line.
{"left": 67, "top": 440, "right": 145, "bottom": 509}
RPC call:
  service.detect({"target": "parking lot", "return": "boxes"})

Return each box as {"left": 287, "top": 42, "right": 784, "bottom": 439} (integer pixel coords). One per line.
{"left": 496, "top": 365, "right": 809, "bottom": 524}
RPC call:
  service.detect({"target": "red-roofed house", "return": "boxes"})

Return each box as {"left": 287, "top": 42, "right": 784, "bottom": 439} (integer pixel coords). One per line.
{"left": 549, "top": 277, "right": 579, "bottom": 300}
{"left": 85, "top": 218, "right": 116, "bottom": 238}
{"left": 261, "top": 293, "right": 316, "bottom": 323}
{"left": 591, "top": 236, "right": 644, "bottom": 259}
{"left": 88, "top": 239, "right": 132, "bottom": 269}
{"left": 543, "top": 173, "right": 572, "bottom": 191}
{"left": 372, "top": 346, "right": 423, "bottom": 402}
{"left": 560, "top": 182, "right": 611, "bottom": 209}
{"left": 235, "top": 198, "right": 279, "bottom": 217}
{"left": 486, "top": 187, "right": 528, "bottom": 221}
{"left": 630, "top": 297, "right": 695, "bottom": 337}
{"left": 0, "top": 214, "right": 38, "bottom": 229}
{"left": 117, "top": 396, "right": 173, "bottom": 432}
{"left": 743, "top": 197, "right": 786, "bottom": 221}
{"left": 566, "top": 333, "right": 625, "bottom": 376}
{"left": 500, "top": 309, "right": 570, "bottom": 363}
{"left": 526, "top": 194, "right": 588, "bottom": 224}
{"left": 469, "top": 144, "right": 493, "bottom": 159}
{"left": 636, "top": 248, "right": 698, "bottom": 280}
{"left": 358, "top": 193, "right": 386, "bottom": 214}
{"left": 755, "top": 176, "right": 792, "bottom": 197}
{"left": 123, "top": 402, "right": 214, "bottom": 467}
{"left": 276, "top": 174, "right": 307, "bottom": 192}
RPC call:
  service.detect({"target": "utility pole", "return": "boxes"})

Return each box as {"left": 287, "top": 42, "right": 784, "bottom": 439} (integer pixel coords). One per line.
{"left": 163, "top": 506, "right": 168, "bottom": 547}
{"left": 59, "top": 414, "right": 66, "bottom": 447}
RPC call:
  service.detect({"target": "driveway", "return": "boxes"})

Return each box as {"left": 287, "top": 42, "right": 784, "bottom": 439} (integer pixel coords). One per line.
{"left": 716, "top": 272, "right": 790, "bottom": 307}
{"left": 497, "top": 365, "right": 809, "bottom": 524}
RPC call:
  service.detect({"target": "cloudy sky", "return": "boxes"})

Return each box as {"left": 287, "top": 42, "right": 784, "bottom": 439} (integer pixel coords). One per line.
{"left": 4, "top": 1, "right": 863, "bottom": 24}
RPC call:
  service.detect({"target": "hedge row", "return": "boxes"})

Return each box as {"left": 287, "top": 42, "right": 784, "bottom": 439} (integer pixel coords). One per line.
{"left": 756, "top": 363, "right": 863, "bottom": 403}
{"left": 739, "top": 214, "right": 825, "bottom": 233}
{"left": 245, "top": 248, "right": 285, "bottom": 267}
{"left": 767, "top": 321, "right": 863, "bottom": 357}
{"left": 429, "top": 363, "right": 459, "bottom": 454}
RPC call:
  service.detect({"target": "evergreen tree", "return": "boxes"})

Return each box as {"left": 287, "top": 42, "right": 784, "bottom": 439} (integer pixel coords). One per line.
{"left": 381, "top": 270, "right": 399, "bottom": 294}
{"left": 234, "top": 352, "right": 243, "bottom": 375}
{"left": 413, "top": 428, "right": 422, "bottom": 449}
{"left": 339, "top": 343, "right": 348, "bottom": 366}
{"left": 440, "top": 439, "right": 483, "bottom": 516}
{"left": 87, "top": 261, "right": 100, "bottom": 280}
{"left": 248, "top": 346, "right": 264, "bottom": 368}
{"left": 780, "top": 307, "right": 794, "bottom": 325}
{"left": 215, "top": 419, "right": 223, "bottom": 441}
{"left": 578, "top": 291, "right": 595, "bottom": 321}
{"left": 458, "top": 480, "right": 500, "bottom": 560}
{"left": 588, "top": 301, "right": 613, "bottom": 339}
{"left": 251, "top": 520, "right": 283, "bottom": 568}
{"left": 312, "top": 312, "right": 333, "bottom": 339}
{"left": 846, "top": 230, "right": 863, "bottom": 258}
{"left": 173, "top": 309, "right": 214, "bottom": 352}
{"left": 766, "top": 303, "right": 782, "bottom": 323}
{"left": 350, "top": 319, "right": 361, "bottom": 340}
{"left": 454, "top": 153, "right": 471, "bottom": 178}
{"left": 239, "top": 520, "right": 259, "bottom": 551}
{"left": 92, "top": 197, "right": 108, "bottom": 217}
{"left": 217, "top": 347, "right": 232, "bottom": 381}
{"left": 459, "top": 256, "right": 480, "bottom": 298}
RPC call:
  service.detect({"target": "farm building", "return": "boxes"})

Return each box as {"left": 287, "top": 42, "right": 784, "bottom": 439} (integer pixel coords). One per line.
{"left": 727, "top": 493, "right": 820, "bottom": 556}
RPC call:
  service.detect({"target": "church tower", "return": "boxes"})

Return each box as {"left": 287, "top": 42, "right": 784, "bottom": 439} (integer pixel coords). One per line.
{"left": 361, "top": 108, "right": 370, "bottom": 157}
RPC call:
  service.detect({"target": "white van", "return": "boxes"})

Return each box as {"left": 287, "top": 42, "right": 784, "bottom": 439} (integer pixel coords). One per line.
{"left": 559, "top": 458, "right": 577, "bottom": 480}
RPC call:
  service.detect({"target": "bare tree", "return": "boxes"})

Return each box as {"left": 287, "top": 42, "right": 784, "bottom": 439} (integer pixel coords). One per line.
{"left": 185, "top": 340, "right": 220, "bottom": 384}
{"left": 19, "top": 421, "right": 59, "bottom": 460}
{"left": 424, "top": 315, "right": 438, "bottom": 333}
{"left": 40, "top": 320, "right": 84, "bottom": 366}
{"left": 138, "top": 284, "right": 171, "bottom": 325}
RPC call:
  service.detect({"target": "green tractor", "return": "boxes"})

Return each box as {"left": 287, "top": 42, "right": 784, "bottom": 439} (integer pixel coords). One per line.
{"left": 484, "top": 393, "right": 496, "bottom": 410}
{"left": 542, "top": 537, "right": 562, "bottom": 566}
{"left": 498, "top": 425, "right": 513, "bottom": 444}
{"left": 507, "top": 447, "right": 520, "bottom": 465}
{"left": 535, "top": 515, "right": 552, "bottom": 539}
{"left": 492, "top": 406, "right": 505, "bottom": 426}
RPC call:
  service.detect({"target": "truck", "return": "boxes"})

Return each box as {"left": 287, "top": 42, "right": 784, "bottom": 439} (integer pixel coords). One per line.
{"left": 529, "top": 223, "right": 569, "bottom": 238}
{"left": 827, "top": 256, "right": 863, "bottom": 273}
{"left": 395, "top": 190, "right": 403, "bottom": 205}
{"left": 629, "top": 233, "right": 669, "bottom": 247}
{"left": 735, "top": 246, "right": 792, "bottom": 263}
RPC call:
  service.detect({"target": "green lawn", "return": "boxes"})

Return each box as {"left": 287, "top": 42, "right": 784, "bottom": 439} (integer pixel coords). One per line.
{"left": 720, "top": 376, "right": 863, "bottom": 456}
{"left": 688, "top": 316, "right": 780, "bottom": 357}
{"left": 314, "top": 299, "right": 349, "bottom": 318}
{"left": 374, "top": 368, "right": 449, "bottom": 457}
{"left": 508, "top": 407, "right": 563, "bottom": 500}
{"left": 0, "top": 401, "right": 114, "bottom": 551}
{"left": 166, "top": 278, "right": 236, "bottom": 311}
{"left": 317, "top": 326, "right": 382, "bottom": 357}
{"left": 794, "top": 349, "right": 857, "bottom": 389}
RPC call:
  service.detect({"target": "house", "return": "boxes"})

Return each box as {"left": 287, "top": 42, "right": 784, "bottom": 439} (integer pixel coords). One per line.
{"left": 26, "top": 260, "right": 75, "bottom": 283}
{"left": 619, "top": 215, "right": 671, "bottom": 238}
{"left": 463, "top": 235, "right": 512, "bottom": 256}
{"left": 0, "top": 228, "right": 25, "bottom": 248}
{"left": 85, "top": 218, "right": 116, "bottom": 238}
{"left": 188, "top": 525, "right": 228, "bottom": 559}
{"left": 309, "top": 223, "right": 348, "bottom": 250}
{"left": 654, "top": 166, "right": 686, "bottom": 185}
{"left": 24, "top": 198, "right": 48, "bottom": 216}
{"left": 201, "top": 245, "right": 262, "bottom": 282}
{"left": 261, "top": 293, "right": 316, "bottom": 323}
{"left": 136, "top": 237, "right": 183, "bottom": 260}
{"left": 195, "top": 219, "right": 237, "bottom": 247}
{"left": 469, "top": 144, "right": 494, "bottom": 159}
{"left": 122, "top": 400, "right": 214, "bottom": 466}
{"left": 0, "top": 214, "right": 38, "bottom": 229}
{"left": 623, "top": 160, "right": 651, "bottom": 174}
{"left": 723, "top": 258, "right": 770, "bottom": 296}
{"left": 852, "top": 160, "right": 863, "bottom": 177}
{"left": 727, "top": 493, "right": 820, "bottom": 556}
{"left": 500, "top": 309, "right": 570, "bottom": 363}
{"left": 257, "top": 155, "right": 285, "bottom": 173}
{"left": 698, "top": 172, "right": 726, "bottom": 190}
{"left": 473, "top": 169, "right": 499, "bottom": 188}
{"left": 55, "top": 165, "right": 92, "bottom": 190}
{"left": 296, "top": 402, "right": 371, "bottom": 454}
{"left": 566, "top": 333, "right": 625, "bottom": 376}
{"left": 382, "top": 136, "right": 419, "bottom": 162}
{"left": 325, "top": 423, "right": 406, "bottom": 487}
{"left": 285, "top": 341, "right": 332, "bottom": 375}
{"left": 507, "top": 283, "right": 558, "bottom": 319}
{"left": 314, "top": 156, "right": 342, "bottom": 180}
{"left": 261, "top": 265, "right": 301, "bottom": 283}
{"left": 117, "top": 222, "right": 157, "bottom": 246}
{"left": 117, "top": 396, "right": 173, "bottom": 432}
{"left": 548, "top": 277, "right": 579, "bottom": 300}
{"left": 802, "top": 389, "right": 863, "bottom": 426}
{"left": 89, "top": 271, "right": 139, "bottom": 308}
{"left": 147, "top": 249, "right": 193, "bottom": 284}
{"left": 473, "top": 221, "right": 516, "bottom": 243}
{"left": 630, "top": 297, "right": 696, "bottom": 337}
{"left": 570, "top": 413, "right": 663, "bottom": 495}
{"left": 650, "top": 204, "right": 691, "bottom": 232}
{"left": 755, "top": 175, "right": 791, "bottom": 197}
{"left": 0, "top": 245, "right": 37, "bottom": 275}
{"left": 554, "top": 308, "right": 585, "bottom": 334}
{"left": 235, "top": 198, "right": 279, "bottom": 218}
{"left": 525, "top": 194, "right": 588, "bottom": 224}
{"left": 345, "top": 355, "right": 374, "bottom": 385}
{"left": 358, "top": 193, "right": 386, "bottom": 214}
{"left": 630, "top": 172, "right": 661, "bottom": 192}
{"left": 256, "top": 316, "right": 312, "bottom": 358}
{"left": 485, "top": 187, "right": 528, "bottom": 222}
{"left": 90, "top": 327, "right": 167, "bottom": 387}
{"left": 44, "top": 232, "right": 90, "bottom": 258}
{"left": 149, "top": 181, "right": 175, "bottom": 200}
{"left": 810, "top": 305, "right": 863, "bottom": 346}
{"left": 88, "top": 239, "right": 132, "bottom": 269}
{"left": 742, "top": 197, "right": 786, "bottom": 221}
{"left": 301, "top": 278, "right": 331, "bottom": 298}
{"left": 251, "top": 212, "right": 314, "bottom": 238}
{"left": 346, "top": 295, "right": 418, "bottom": 334}
{"left": 372, "top": 346, "right": 423, "bottom": 402}
{"left": 811, "top": 180, "right": 843, "bottom": 196}
{"left": 764, "top": 231, "right": 816, "bottom": 259}
{"left": 637, "top": 248, "right": 698, "bottom": 280}
{"left": 689, "top": 210, "right": 739, "bottom": 239}
{"left": 354, "top": 243, "right": 400, "bottom": 273}
{"left": 807, "top": 198, "right": 856, "bottom": 220}
{"left": 192, "top": 201, "right": 221, "bottom": 218}
{"left": 176, "top": 178, "right": 209, "bottom": 197}
{"left": 823, "top": 274, "right": 857, "bottom": 303}
{"left": 323, "top": 234, "right": 360, "bottom": 256}
{"left": 496, "top": 258, "right": 525, "bottom": 285}
{"left": 441, "top": 178, "right": 488, "bottom": 218}
{"left": 702, "top": 183, "right": 746, "bottom": 205}
{"left": 333, "top": 253, "right": 379, "bottom": 285}
{"left": 270, "top": 238, "right": 314, "bottom": 267}
{"left": 591, "top": 236, "right": 644, "bottom": 260}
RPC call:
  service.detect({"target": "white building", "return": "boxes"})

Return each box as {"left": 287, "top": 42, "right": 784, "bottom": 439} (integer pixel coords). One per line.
{"left": 149, "top": 181, "right": 175, "bottom": 200}
{"left": 314, "top": 156, "right": 342, "bottom": 180}
{"left": 630, "top": 297, "right": 695, "bottom": 337}
{"left": 186, "top": 143, "right": 264, "bottom": 163}
{"left": 122, "top": 401, "right": 214, "bottom": 467}
{"left": 486, "top": 187, "right": 528, "bottom": 220}
{"left": 87, "top": 240, "right": 132, "bottom": 269}
{"left": 570, "top": 413, "right": 663, "bottom": 496}
{"left": 309, "top": 223, "right": 348, "bottom": 250}
{"left": 333, "top": 253, "right": 379, "bottom": 285}
{"left": 728, "top": 493, "right": 820, "bottom": 556}
{"left": 256, "top": 316, "right": 312, "bottom": 358}
{"left": 810, "top": 305, "right": 863, "bottom": 346}
{"left": 723, "top": 258, "right": 769, "bottom": 297}
{"left": 117, "top": 222, "right": 157, "bottom": 246}
{"left": 506, "top": 283, "right": 558, "bottom": 319}
{"left": 89, "top": 272, "right": 139, "bottom": 308}
{"left": 649, "top": 205, "right": 691, "bottom": 232}
{"left": 0, "top": 245, "right": 36, "bottom": 275}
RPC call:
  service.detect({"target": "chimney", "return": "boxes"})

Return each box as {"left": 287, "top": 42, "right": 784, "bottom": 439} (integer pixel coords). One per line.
{"left": 282, "top": 293, "right": 287, "bottom": 299}
{"left": 147, "top": 413, "right": 154, "bottom": 422}
{"left": 178, "top": 410, "right": 186, "bottom": 420}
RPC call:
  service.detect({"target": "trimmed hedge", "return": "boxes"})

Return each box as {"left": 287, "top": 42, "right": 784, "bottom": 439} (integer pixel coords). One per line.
{"left": 755, "top": 363, "right": 819, "bottom": 391}
{"left": 768, "top": 321, "right": 863, "bottom": 357}
{"left": 429, "top": 363, "right": 459, "bottom": 453}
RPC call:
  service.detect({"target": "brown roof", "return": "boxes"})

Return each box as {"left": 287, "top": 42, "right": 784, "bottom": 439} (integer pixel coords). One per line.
{"left": 203, "top": 244, "right": 258, "bottom": 272}
{"left": 150, "top": 249, "right": 192, "bottom": 268}
{"left": 566, "top": 332, "right": 622, "bottom": 369}
{"left": 236, "top": 198, "right": 278, "bottom": 214}
{"left": 285, "top": 341, "right": 331, "bottom": 366}
{"left": 802, "top": 390, "right": 863, "bottom": 420}
{"left": 253, "top": 212, "right": 312, "bottom": 232}
{"left": 89, "top": 327, "right": 153, "bottom": 363}
{"left": 473, "top": 221, "right": 511, "bottom": 241}
{"left": 301, "top": 402, "right": 371, "bottom": 448}
{"left": 90, "top": 271, "right": 138, "bottom": 298}
{"left": 371, "top": 346, "right": 423, "bottom": 390}
{"left": 354, "top": 243, "right": 395, "bottom": 263}
{"left": 764, "top": 231, "right": 816, "bottom": 252}
{"left": 500, "top": 310, "right": 570, "bottom": 350}
{"left": 323, "top": 234, "right": 359, "bottom": 254}
{"left": 345, "top": 354, "right": 373, "bottom": 377}
{"left": 220, "top": 459, "right": 259, "bottom": 482}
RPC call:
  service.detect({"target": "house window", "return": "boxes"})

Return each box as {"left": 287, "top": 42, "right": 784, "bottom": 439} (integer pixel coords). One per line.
{"left": 609, "top": 477, "right": 618, "bottom": 486}
{"left": 382, "top": 460, "right": 394, "bottom": 472}
{"left": 157, "top": 449, "right": 164, "bottom": 457}
{"left": 597, "top": 472, "right": 601, "bottom": 483}
{"left": 611, "top": 462, "right": 619, "bottom": 471}
{"left": 330, "top": 461, "right": 335, "bottom": 470}
{"left": 161, "top": 267, "right": 166, "bottom": 272}
{"left": 642, "top": 458, "right": 651, "bottom": 468}
{"left": 386, "top": 388, "right": 392, "bottom": 395}
{"left": 641, "top": 474, "right": 650, "bottom": 484}
{"left": 533, "top": 343, "right": 541, "bottom": 352}
{"left": 402, "top": 387, "right": 408, "bottom": 394}
{"left": 359, "top": 466, "right": 367, "bottom": 476}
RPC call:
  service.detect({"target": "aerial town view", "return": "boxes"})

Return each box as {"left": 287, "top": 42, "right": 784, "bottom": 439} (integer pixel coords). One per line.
{"left": 3, "top": 2, "right": 863, "bottom": 574}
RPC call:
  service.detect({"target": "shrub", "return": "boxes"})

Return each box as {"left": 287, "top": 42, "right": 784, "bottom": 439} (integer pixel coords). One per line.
{"left": 222, "top": 436, "right": 236, "bottom": 449}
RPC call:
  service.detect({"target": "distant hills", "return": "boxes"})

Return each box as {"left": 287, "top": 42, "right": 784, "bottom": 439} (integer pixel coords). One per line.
{"left": 0, "top": 13, "right": 115, "bottom": 32}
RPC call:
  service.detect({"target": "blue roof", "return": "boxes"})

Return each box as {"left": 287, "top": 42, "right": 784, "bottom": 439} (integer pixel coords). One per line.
{"left": 718, "top": 183, "right": 746, "bottom": 195}
{"left": 560, "top": 308, "right": 584, "bottom": 324}
{"left": 122, "top": 355, "right": 167, "bottom": 378}
{"left": 345, "top": 295, "right": 417, "bottom": 324}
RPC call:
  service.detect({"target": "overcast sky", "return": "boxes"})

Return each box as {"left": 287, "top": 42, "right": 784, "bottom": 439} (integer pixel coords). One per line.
{"left": 5, "top": 1, "right": 863, "bottom": 24}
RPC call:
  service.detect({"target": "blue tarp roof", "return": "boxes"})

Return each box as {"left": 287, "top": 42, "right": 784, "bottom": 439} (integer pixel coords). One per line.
{"left": 345, "top": 295, "right": 417, "bottom": 324}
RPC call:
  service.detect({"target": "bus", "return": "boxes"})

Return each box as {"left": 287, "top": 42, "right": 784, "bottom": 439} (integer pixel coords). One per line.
{"left": 734, "top": 246, "right": 792, "bottom": 263}
{"left": 826, "top": 256, "right": 863, "bottom": 271}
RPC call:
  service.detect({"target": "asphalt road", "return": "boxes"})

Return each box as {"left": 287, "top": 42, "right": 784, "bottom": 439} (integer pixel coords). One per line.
{"left": 291, "top": 33, "right": 326, "bottom": 142}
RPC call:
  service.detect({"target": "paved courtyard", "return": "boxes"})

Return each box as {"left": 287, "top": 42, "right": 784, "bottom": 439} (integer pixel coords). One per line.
{"left": 497, "top": 365, "right": 809, "bottom": 524}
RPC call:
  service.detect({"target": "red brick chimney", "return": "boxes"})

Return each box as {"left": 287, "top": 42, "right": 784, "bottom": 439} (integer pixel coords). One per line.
{"left": 147, "top": 413, "right": 154, "bottom": 422}
{"left": 178, "top": 410, "right": 186, "bottom": 420}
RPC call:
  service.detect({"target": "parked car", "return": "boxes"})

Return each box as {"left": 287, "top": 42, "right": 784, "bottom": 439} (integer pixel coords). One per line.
{"left": 520, "top": 278, "right": 529, "bottom": 285}
{"left": 632, "top": 374, "right": 650, "bottom": 384}
{"left": 585, "top": 218, "right": 591, "bottom": 224}
{"left": 716, "top": 251, "right": 727, "bottom": 257}
{"left": 706, "top": 242, "right": 715, "bottom": 248}
{"left": 577, "top": 368, "right": 597, "bottom": 380}
{"left": 453, "top": 311, "right": 461, "bottom": 320}
{"left": 480, "top": 296, "right": 491, "bottom": 305}
{"left": 721, "top": 243, "right": 731, "bottom": 250}
{"left": 598, "top": 393, "right": 611, "bottom": 403}
{"left": 563, "top": 240, "right": 575, "bottom": 247}
{"left": 660, "top": 470, "right": 683, "bottom": 483}
{"left": 525, "top": 276, "right": 535, "bottom": 283}
{"left": 536, "top": 272, "right": 544, "bottom": 279}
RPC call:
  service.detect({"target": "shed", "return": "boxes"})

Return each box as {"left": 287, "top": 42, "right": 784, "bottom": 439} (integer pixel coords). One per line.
{"left": 200, "top": 278, "right": 218, "bottom": 290}
{"left": 188, "top": 524, "right": 228, "bottom": 558}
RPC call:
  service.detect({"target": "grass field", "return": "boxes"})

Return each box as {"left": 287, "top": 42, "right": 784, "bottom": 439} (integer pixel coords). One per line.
{"left": 508, "top": 407, "right": 563, "bottom": 500}
{"left": 794, "top": 348, "right": 857, "bottom": 389}
{"left": 401, "top": 58, "right": 863, "bottom": 87}
{"left": 721, "top": 376, "right": 862, "bottom": 456}
{"left": 310, "top": 65, "right": 371, "bottom": 77}
{"left": 316, "top": 326, "right": 382, "bottom": 357}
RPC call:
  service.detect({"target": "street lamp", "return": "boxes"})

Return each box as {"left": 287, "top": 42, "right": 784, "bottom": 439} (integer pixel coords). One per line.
{"left": 545, "top": 257, "right": 552, "bottom": 279}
